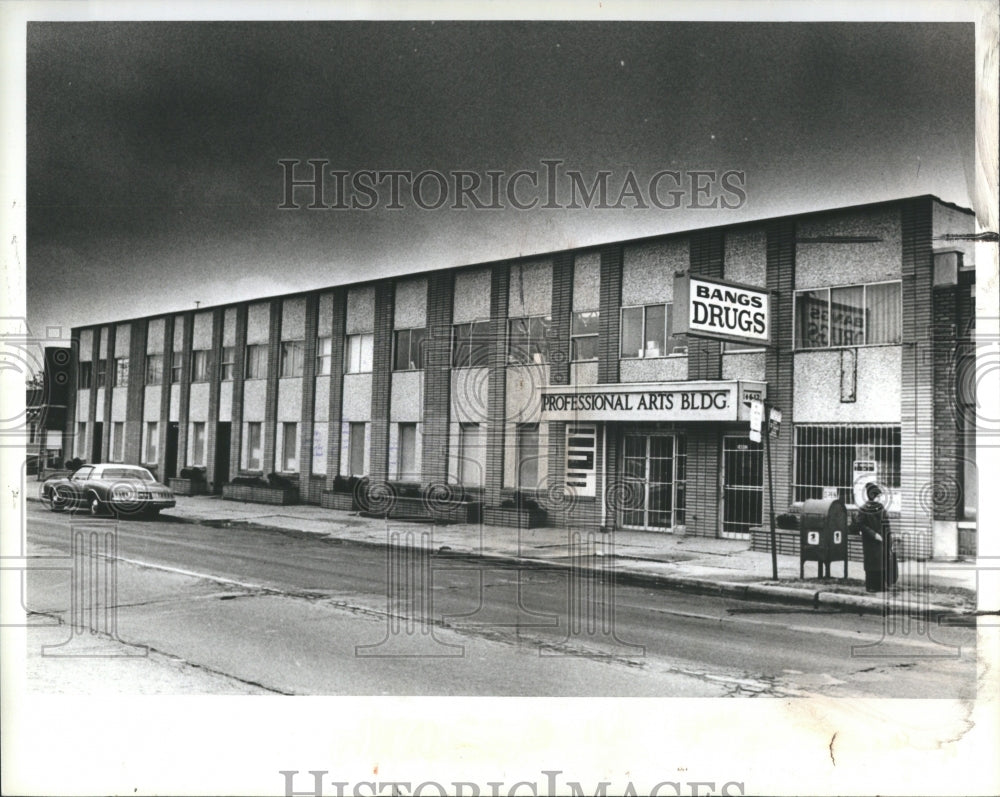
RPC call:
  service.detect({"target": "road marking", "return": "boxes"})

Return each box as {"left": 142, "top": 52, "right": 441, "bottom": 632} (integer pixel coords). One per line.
{"left": 115, "top": 556, "right": 273, "bottom": 593}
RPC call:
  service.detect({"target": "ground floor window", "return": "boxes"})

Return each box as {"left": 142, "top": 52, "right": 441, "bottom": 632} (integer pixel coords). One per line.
{"left": 312, "top": 422, "right": 327, "bottom": 475}
{"left": 244, "top": 421, "right": 262, "bottom": 471}
{"left": 191, "top": 421, "right": 206, "bottom": 466}
{"left": 112, "top": 422, "right": 124, "bottom": 463}
{"left": 793, "top": 424, "right": 901, "bottom": 506}
{"left": 144, "top": 421, "right": 158, "bottom": 464}
{"left": 398, "top": 422, "right": 418, "bottom": 481}
{"left": 349, "top": 422, "right": 366, "bottom": 476}
{"left": 76, "top": 422, "right": 87, "bottom": 459}
{"left": 281, "top": 422, "right": 298, "bottom": 472}
{"left": 516, "top": 423, "right": 540, "bottom": 490}
{"left": 458, "top": 422, "right": 484, "bottom": 487}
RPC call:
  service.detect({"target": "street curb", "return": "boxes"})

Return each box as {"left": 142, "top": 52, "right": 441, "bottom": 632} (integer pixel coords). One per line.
{"left": 27, "top": 495, "right": 969, "bottom": 621}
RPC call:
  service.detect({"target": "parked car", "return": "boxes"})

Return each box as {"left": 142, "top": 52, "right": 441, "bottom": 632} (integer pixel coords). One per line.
{"left": 40, "top": 464, "right": 176, "bottom": 517}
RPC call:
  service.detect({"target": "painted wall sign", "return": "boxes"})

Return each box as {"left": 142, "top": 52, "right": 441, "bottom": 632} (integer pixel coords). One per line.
{"left": 673, "top": 274, "right": 771, "bottom": 346}
{"left": 540, "top": 380, "right": 766, "bottom": 423}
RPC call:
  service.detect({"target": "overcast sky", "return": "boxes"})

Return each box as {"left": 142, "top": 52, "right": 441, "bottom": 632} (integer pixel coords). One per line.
{"left": 26, "top": 20, "right": 975, "bottom": 337}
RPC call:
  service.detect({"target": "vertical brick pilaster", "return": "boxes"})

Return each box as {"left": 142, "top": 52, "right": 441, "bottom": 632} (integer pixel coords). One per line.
{"left": 176, "top": 312, "right": 194, "bottom": 470}
{"left": 325, "top": 290, "right": 347, "bottom": 486}
{"left": 229, "top": 305, "right": 248, "bottom": 479}
{"left": 125, "top": 319, "right": 147, "bottom": 463}
{"left": 901, "top": 198, "right": 935, "bottom": 558}
{"left": 157, "top": 317, "right": 173, "bottom": 473}
{"left": 369, "top": 282, "right": 395, "bottom": 482}
{"left": 485, "top": 264, "right": 510, "bottom": 506}
{"left": 422, "top": 271, "right": 454, "bottom": 485}
{"left": 101, "top": 325, "right": 115, "bottom": 459}
{"left": 64, "top": 330, "right": 79, "bottom": 459}
{"left": 688, "top": 230, "right": 725, "bottom": 380}
{"left": 299, "top": 294, "right": 320, "bottom": 490}
{"left": 262, "top": 300, "right": 282, "bottom": 474}
{"left": 598, "top": 245, "right": 622, "bottom": 384}
{"left": 546, "top": 252, "right": 574, "bottom": 505}
{"left": 932, "top": 282, "right": 961, "bottom": 523}
{"left": 764, "top": 219, "right": 796, "bottom": 524}
{"left": 205, "top": 308, "right": 224, "bottom": 490}
{"left": 86, "top": 328, "right": 99, "bottom": 461}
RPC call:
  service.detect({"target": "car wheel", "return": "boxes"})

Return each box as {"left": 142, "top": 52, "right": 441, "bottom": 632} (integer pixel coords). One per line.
{"left": 88, "top": 493, "right": 105, "bottom": 517}
{"left": 50, "top": 487, "right": 72, "bottom": 512}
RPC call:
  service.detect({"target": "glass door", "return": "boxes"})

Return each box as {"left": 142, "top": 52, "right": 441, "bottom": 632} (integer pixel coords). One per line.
{"left": 721, "top": 435, "right": 764, "bottom": 538}
{"left": 620, "top": 434, "right": 674, "bottom": 530}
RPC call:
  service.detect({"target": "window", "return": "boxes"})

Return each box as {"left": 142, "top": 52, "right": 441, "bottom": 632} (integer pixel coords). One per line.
{"left": 95, "top": 359, "right": 107, "bottom": 388}
{"left": 565, "top": 424, "right": 597, "bottom": 497}
{"left": 219, "top": 347, "right": 235, "bottom": 380}
{"left": 507, "top": 316, "right": 551, "bottom": 364}
{"left": 398, "top": 423, "right": 418, "bottom": 480}
{"left": 170, "top": 352, "right": 182, "bottom": 383}
{"left": 112, "top": 422, "right": 124, "bottom": 462}
{"left": 191, "top": 350, "right": 210, "bottom": 382}
{"left": 316, "top": 337, "right": 332, "bottom": 376}
{"left": 345, "top": 333, "right": 374, "bottom": 373}
{"left": 191, "top": 422, "right": 206, "bottom": 466}
{"left": 245, "top": 344, "right": 268, "bottom": 379}
{"left": 113, "top": 357, "right": 129, "bottom": 387}
{"left": 792, "top": 424, "right": 901, "bottom": 506}
{"left": 281, "top": 422, "right": 298, "bottom": 471}
{"left": 349, "top": 422, "right": 366, "bottom": 476}
{"left": 78, "top": 361, "right": 93, "bottom": 389}
{"left": 571, "top": 311, "right": 599, "bottom": 361}
{"left": 245, "top": 422, "right": 262, "bottom": 470}
{"left": 795, "top": 281, "right": 901, "bottom": 349}
{"left": 145, "top": 354, "right": 163, "bottom": 385}
{"left": 452, "top": 321, "right": 490, "bottom": 368}
{"left": 516, "top": 423, "right": 540, "bottom": 490}
{"left": 393, "top": 328, "right": 427, "bottom": 370}
{"left": 620, "top": 304, "right": 686, "bottom": 358}
{"left": 312, "top": 422, "right": 328, "bottom": 474}
{"left": 280, "top": 340, "right": 304, "bottom": 378}
{"left": 145, "top": 421, "right": 158, "bottom": 463}
{"left": 76, "top": 422, "right": 87, "bottom": 458}
{"left": 458, "top": 422, "right": 484, "bottom": 487}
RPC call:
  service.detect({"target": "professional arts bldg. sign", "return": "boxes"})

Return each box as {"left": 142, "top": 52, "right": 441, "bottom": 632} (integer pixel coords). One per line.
{"left": 673, "top": 274, "right": 772, "bottom": 346}
{"left": 540, "top": 381, "right": 767, "bottom": 423}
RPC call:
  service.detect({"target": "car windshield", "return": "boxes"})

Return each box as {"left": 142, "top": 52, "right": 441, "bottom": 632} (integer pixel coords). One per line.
{"left": 100, "top": 467, "right": 156, "bottom": 482}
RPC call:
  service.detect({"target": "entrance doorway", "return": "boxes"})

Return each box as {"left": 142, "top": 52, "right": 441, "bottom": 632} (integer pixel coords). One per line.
{"left": 720, "top": 435, "right": 764, "bottom": 538}
{"left": 165, "top": 422, "right": 179, "bottom": 480}
{"left": 214, "top": 422, "right": 231, "bottom": 493}
{"left": 620, "top": 433, "right": 675, "bottom": 530}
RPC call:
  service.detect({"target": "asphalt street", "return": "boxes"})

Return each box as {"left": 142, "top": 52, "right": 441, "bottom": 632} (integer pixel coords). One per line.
{"left": 22, "top": 504, "right": 977, "bottom": 697}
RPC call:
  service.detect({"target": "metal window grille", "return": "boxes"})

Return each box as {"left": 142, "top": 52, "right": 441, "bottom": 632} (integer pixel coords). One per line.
{"left": 792, "top": 424, "right": 901, "bottom": 505}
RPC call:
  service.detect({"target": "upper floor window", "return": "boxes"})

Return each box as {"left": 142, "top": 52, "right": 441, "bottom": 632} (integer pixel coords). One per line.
{"left": 170, "top": 353, "right": 183, "bottom": 383}
{"left": 95, "top": 359, "right": 107, "bottom": 388}
{"left": 620, "top": 304, "right": 687, "bottom": 358}
{"left": 316, "top": 337, "right": 332, "bottom": 376}
{"left": 394, "top": 328, "right": 427, "bottom": 371}
{"left": 145, "top": 354, "right": 162, "bottom": 385}
{"left": 113, "top": 357, "right": 129, "bottom": 387}
{"left": 220, "top": 346, "right": 235, "bottom": 380}
{"left": 795, "top": 281, "right": 901, "bottom": 349}
{"left": 280, "top": 340, "right": 304, "bottom": 378}
{"left": 345, "top": 333, "right": 374, "bottom": 374}
{"left": 452, "top": 321, "right": 490, "bottom": 368}
{"left": 571, "top": 311, "right": 599, "bottom": 361}
{"left": 245, "top": 344, "right": 268, "bottom": 379}
{"left": 78, "top": 361, "right": 93, "bottom": 389}
{"left": 508, "top": 316, "right": 551, "bottom": 365}
{"left": 190, "top": 350, "right": 210, "bottom": 382}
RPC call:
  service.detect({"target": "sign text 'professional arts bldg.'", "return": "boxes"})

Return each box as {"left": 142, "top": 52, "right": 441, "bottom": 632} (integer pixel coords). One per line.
{"left": 63, "top": 195, "right": 978, "bottom": 560}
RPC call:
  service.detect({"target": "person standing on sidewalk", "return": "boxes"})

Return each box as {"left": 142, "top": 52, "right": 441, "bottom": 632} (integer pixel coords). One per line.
{"left": 850, "top": 482, "right": 898, "bottom": 592}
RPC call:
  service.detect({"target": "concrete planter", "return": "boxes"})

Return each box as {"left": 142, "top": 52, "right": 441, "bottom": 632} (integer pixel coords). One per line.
{"left": 321, "top": 491, "right": 356, "bottom": 512}
{"left": 483, "top": 506, "right": 548, "bottom": 529}
{"left": 169, "top": 477, "right": 208, "bottom": 496}
{"left": 222, "top": 484, "right": 299, "bottom": 505}
{"left": 378, "top": 495, "right": 481, "bottom": 524}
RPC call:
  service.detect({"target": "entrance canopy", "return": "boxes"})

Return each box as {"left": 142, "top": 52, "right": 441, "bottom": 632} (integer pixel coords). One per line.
{"left": 539, "top": 380, "right": 766, "bottom": 423}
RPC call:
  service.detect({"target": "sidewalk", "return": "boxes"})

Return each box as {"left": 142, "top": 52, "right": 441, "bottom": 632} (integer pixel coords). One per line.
{"left": 145, "top": 494, "right": 980, "bottom": 618}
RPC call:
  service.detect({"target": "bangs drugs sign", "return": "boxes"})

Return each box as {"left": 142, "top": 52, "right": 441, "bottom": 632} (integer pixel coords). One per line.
{"left": 673, "top": 274, "right": 771, "bottom": 346}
